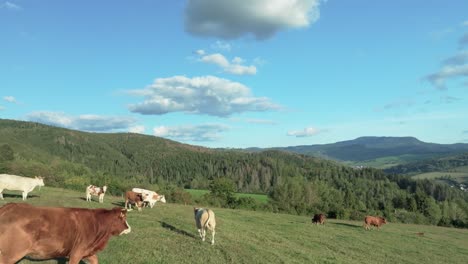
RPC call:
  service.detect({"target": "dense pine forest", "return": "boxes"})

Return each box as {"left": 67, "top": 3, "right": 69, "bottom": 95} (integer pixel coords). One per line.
{"left": 1, "top": 119, "right": 467, "bottom": 228}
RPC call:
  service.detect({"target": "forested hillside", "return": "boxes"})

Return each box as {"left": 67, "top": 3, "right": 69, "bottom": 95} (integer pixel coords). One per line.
{"left": 1, "top": 119, "right": 468, "bottom": 228}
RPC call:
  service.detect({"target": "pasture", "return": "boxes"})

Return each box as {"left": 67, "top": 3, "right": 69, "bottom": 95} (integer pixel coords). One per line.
{"left": 1, "top": 187, "right": 467, "bottom": 264}
{"left": 412, "top": 171, "right": 468, "bottom": 185}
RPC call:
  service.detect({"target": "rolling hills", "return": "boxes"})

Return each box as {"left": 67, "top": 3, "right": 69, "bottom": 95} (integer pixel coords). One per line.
{"left": 263, "top": 136, "right": 468, "bottom": 168}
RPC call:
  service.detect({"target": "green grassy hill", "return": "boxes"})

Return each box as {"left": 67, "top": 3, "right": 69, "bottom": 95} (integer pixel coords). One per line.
{"left": 2, "top": 187, "right": 467, "bottom": 264}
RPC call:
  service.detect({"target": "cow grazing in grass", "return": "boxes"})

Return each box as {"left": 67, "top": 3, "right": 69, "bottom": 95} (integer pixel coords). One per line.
{"left": 364, "top": 216, "right": 387, "bottom": 230}
{"left": 125, "top": 191, "right": 144, "bottom": 211}
{"left": 312, "top": 214, "right": 326, "bottom": 225}
{"left": 0, "top": 174, "right": 45, "bottom": 200}
{"left": 132, "top": 187, "right": 166, "bottom": 208}
{"left": 86, "top": 185, "right": 107, "bottom": 203}
{"left": 0, "top": 203, "right": 131, "bottom": 264}
{"left": 194, "top": 207, "right": 216, "bottom": 245}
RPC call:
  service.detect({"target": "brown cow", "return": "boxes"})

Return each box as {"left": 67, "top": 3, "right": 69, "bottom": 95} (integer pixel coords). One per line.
{"left": 125, "top": 191, "right": 144, "bottom": 211}
{"left": 312, "top": 213, "right": 326, "bottom": 225}
{"left": 364, "top": 215, "right": 387, "bottom": 230}
{"left": 0, "top": 203, "right": 130, "bottom": 264}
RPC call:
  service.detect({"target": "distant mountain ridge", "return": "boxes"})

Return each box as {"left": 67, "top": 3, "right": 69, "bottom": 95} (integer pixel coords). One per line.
{"left": 258, "top": 136, "right": 468, "bottom": 167}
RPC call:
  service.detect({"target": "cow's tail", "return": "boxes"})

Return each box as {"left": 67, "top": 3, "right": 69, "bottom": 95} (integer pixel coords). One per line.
{"left": 204, "top": 209, "right": 212, "bottom": 229}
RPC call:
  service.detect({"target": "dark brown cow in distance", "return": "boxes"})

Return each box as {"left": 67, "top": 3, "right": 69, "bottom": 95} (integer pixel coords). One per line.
{"left": 364, "top": 215, "right": 387, "bottom": 230}
{"left": 312, "top": 214, "right": 326, "bottom": 225}
{"left": 125, "top": 190, "right": 144, "bottom": 211}
{"left": 0, "top": 203, "right": 131, "bottom": 264}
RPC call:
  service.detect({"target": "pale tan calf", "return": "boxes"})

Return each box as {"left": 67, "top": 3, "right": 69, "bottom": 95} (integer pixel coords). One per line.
{"left": 194, "top": 208, "right": 216, "bottom": 245}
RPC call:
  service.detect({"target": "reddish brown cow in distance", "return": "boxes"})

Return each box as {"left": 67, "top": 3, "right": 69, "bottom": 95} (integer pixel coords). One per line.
{"left": 364, "top": 215, "right": 387, "bottom": 230}
{"left": 0, "top": 203, "right": 131, "bottom": 264}
{"left": 125, "top": 190, "right": 144, "bottom": 211}
{"left": 312, "top": 213, "right": 326, "bottom": 225}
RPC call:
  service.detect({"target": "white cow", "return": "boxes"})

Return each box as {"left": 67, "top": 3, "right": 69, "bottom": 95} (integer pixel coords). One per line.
{"left": 0, "top": 174, "right": 45, "bottom": 200}
{"left": 194, "top": 207, "right": 216, "bottom": 245}
{"left": 131, "top": 187, "right": 166, "bottom": 208}
{"left": 86, "top": 185, "right": 107, "bottom": 203}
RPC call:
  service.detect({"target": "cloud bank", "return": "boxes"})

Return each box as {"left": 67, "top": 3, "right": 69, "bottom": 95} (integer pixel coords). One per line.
{"left": 26, "top": 111, "right": 137, "bottom": 132}
{"left": 287, "top": 126, "right": 321, "bottom": 137}
{"left": 153, "top": 124, "right": 229, "bottom": 142}
{"left": 185, "top": 0, "right": 323, "bottom": 40}
{"left": 128, "top": 75, "right": 281, "bottom": 117}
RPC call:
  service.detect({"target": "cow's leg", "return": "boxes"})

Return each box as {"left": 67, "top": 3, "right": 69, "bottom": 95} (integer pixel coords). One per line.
{"left": 202, "top": 228, "right": 206, "bottom": 241}
{"left": 68, "top": 253, "right": 84, "bottom": 264}
{"left": 85, "top": 254, "right": 99, "bottom": 264}
{"left": 197, "top": 229, "right": 203, "bottom": 240}
{"left": 0, "top": 189, "right": 3, "bottom": 200}
{"left": 211, "top": 229, "right": 215, "bottom": 245}
{"left": 22, "top": 191, "right": 28, "bottom": 200}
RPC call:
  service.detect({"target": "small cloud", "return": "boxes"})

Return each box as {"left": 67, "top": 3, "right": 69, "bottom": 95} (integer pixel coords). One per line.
{"left": 0, "top": 105, "right": 4, "bottom": 111}
{"left": 195, "top": 49, "right": 205, "bottom": 55}
{"left": 463, "top": 130, "right": 468, "bottom": 134}
{"left": 374, "top": 98, "right": 415, "bottom": 112}
{"left": 127, "top": 75, "right": 281, "bottom": 117}
{"left": 246, "top": 118, "right": 277, "bottom": 125}
{"left": 0, "top": 1, "right": 22, "bottom": 10}
{"left": 440, "top": 95, "right": 461, "bottom": 104}
{"left": 184, "top": 0, "right": 323, "bottom": 40}
{"left": 459, "top": 33, "right": 468, "bottom": 49}
{"left": 442, "top": 51, "right": 468, "bottom": 66}
{"left": 429, "top": 28, "right": 454, "bottom": 40}
{"left": 3, "top": 96, "right": 17, "bottom": 103}
{"left": 287, "top": 126, "right": 321, "bottom": 137}
{"left": 26, "top": 111, "right": 137, "bottom": 132}
{"left": 463, "top": 21, "right": 468, "bottom": 27}
{"left": 129, "top": 125, "right": 146, "bottom": 134}
{"left": 426, "top": 64, "right": 468, "bottom": 90}
{"left": 153, "top": 123, "right": 229, "bottom": 142}
{"left": 211, "top": 41, "right": 231, "bottom": 51}
{"left": 199, "top": 52, "right": 257, "bottom": 75}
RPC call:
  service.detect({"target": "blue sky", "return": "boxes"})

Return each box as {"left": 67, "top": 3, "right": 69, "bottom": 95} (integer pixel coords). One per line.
{"left": 1, "top": 0, "right": 467, "bottom": 148}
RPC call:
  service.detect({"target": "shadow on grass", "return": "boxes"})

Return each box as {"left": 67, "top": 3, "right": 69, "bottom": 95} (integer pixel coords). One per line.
{"left": 112, "top": 201, "right": 125, "bottom": 207}
{"left": 330, "top": 222, "right": 363, "bottom": 229}
{"left": 2, "top": 193, "right": 39, "bottom": 199}
{"left": 20, "top": 256, "right": 86, "bottom": 264}
{"left": 159, "top": 221, "right": 196, "bottom": 238}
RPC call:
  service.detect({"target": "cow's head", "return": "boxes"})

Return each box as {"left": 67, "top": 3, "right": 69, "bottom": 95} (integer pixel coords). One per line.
{"left": 35, "top": 176, "right": 45, "bottom": 189}
{"left": 380, "top": 217, "right": 387, "bottom": 224}
{"left": 110, "top": 208, "right": 131, "bottom": 235}
{"left": 102, "top": 185, "right": 108, "bottom": 193}
{"left": 159, "top": 195, "right": 166, "bottom": 203}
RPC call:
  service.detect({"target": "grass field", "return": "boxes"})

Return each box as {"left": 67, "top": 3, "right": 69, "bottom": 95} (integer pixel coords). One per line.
{"left": 412, "top": 171, "right": 468, "bottom": 185}
{"left": 1, "top": 187, "right": 468, "bottom": 264}
{"left": 185, "top": 189, "right": 268, "bottom": 203}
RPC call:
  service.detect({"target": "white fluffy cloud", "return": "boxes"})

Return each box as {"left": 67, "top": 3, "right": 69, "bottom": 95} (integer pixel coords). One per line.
{"left": 128, "top": 75, "right": 280, "bottom": 117}
{"left": 185, "top": 0, "right": 323, "bottom": 40}
{"left": 26, "top": 111, "right": 137, "bottom": 132}
{"left": 287, "top": 126, "right": 321, "bottom": 137}
{"left": 153, "top": 124, "right": 229, "bottom": 141}
{"left": 198, "top": 51, "right": 257, "bottom": 75}
{"left": 3, "top": 96, "right": 17, "bottom": 103}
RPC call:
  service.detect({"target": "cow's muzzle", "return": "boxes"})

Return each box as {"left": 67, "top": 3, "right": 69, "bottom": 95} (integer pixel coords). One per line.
{"left": 120, "top": 221, "right": 131, "bottom": 235}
